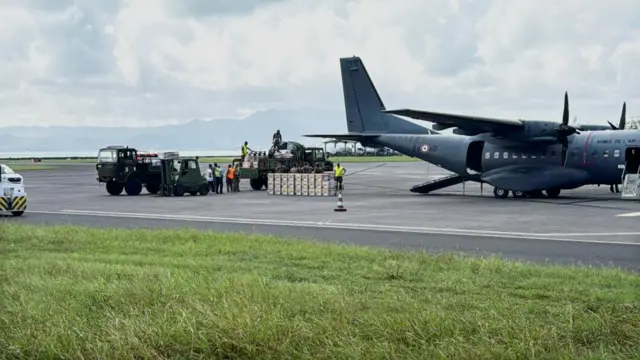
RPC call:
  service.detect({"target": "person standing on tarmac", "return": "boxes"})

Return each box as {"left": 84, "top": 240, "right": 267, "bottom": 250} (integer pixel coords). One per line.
{"left": 233, "top": 163, "right": 241, "bottom": 192}
{"left": 214, "top": 163, "right": 224, "bottom": 194}
{"left": 334, "top": 162, "right": 346, "bottom": 191}
{"left": 226, "top": 164, "right": 235, "bottom": 193}
{"left": 206, "top": 164, "right": 215, "bottom": 192}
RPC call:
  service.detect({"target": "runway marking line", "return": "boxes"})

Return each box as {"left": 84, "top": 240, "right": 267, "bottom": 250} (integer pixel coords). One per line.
{"left": 24, "top": 209, "right": 640, "bottom": 246}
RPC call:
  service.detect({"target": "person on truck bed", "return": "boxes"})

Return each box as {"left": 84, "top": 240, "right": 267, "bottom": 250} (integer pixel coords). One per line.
{"left": 272, "top": 130, "right": 282, "bottom": 149}
{"left": 301, "top": 162, "right": 313, "bottom": 173}
{"left": 241, "top": 141, "right": 254, "bottom": 162}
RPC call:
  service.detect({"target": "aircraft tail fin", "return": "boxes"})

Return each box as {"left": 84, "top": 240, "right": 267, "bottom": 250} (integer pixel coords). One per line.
{"left": 339, "top": 56, "right": 434, "bottom": 135}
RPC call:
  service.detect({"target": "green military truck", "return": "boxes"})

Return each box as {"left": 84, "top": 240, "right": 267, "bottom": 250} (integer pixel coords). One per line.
{"left": 234, "top": 141, "right": 333, "bottom": 190}
{"left": 96, "top": 147, "right": 209, "bottom": 196}
{"left": 96, "top": 146, "right": 162, "bottom": 195}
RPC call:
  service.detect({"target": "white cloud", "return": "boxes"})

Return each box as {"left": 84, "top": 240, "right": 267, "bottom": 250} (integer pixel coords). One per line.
{"left": 0, "top": 0, "right": 639, "bottom": 127}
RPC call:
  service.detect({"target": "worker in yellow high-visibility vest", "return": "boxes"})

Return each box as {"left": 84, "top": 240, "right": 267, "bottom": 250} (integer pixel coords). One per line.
{"left": 240, "top": 141, "right": 253, "bottom": 162}
{"left": 334, "top": 163, "right": 346, "bottom": 191}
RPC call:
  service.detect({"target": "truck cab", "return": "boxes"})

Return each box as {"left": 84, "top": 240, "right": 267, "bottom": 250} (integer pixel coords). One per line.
{"left": 0, "top": 164, "right": 27, "bottom": 216}
{"left": 304, "top": 147, "right": 333, "bottom": 171}
{"left": 96, "top": 145, "right": 162, "bottom": 196}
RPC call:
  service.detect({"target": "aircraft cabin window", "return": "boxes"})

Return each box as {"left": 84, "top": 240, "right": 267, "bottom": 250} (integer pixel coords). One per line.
{"left": 512, "top": 153, "right": 517, "bottom": 159}
{"left": 614, "top": 149, "right": 620, "bottom": 157}
{"left": 522, "top": 152, "right": 527, "bottom": 158}
{"left": 494, "top": 152, "right": 499, "bottom": 159}
{"left": 503, "top": 152, "right": 508, "bottom": 159}
{"left": 591, "top": 150, "right": 597, "bottom": 157}
{"left": 485, "top": 152, "right": 490, "bottom": 159}
{"left": 603, "top": 150, "right": 609, "bottom": 158}
{"left": 531, "top": 152, "right": 537, "bottom": 159}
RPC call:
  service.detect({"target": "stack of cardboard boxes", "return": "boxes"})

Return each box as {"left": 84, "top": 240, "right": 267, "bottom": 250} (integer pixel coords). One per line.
{"left": 267, "top": 173, "right": 336, "bottom": 196}
{"left": 242, "top": 155, "right": 259, "bottom": 169}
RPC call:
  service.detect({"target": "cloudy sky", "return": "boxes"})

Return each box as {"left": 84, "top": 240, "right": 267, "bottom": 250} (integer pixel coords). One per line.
{"left": 0, "top": 0, "right": 639, "bottom": 128}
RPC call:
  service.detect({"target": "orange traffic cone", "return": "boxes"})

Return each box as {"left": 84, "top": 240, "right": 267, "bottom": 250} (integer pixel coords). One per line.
{"left": 334, "top": 191, "right": 347, "bottom": 212}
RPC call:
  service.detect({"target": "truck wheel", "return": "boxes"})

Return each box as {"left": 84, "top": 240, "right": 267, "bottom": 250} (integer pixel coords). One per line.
{"left": 125, "top": 178, "right": 143, "bottom": 196}
{"left": 106, "top": 181, "right": 124, "bottom": 195}
{"left": 250, "top": 178, "right": 262, "bottom": 190}
{"left": 146, "top": 183, "right": 159, "bottom": 194}
{"left": 173, "top": 184, "right": 185, "bottom": 196}
{"left": 198, "top": 184, "right": 209, "bottom": 195}
{"left": 12, "top": 211, "right": 24, "bottom": 216}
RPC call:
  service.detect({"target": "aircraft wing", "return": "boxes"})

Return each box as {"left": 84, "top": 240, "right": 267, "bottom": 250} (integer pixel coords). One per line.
{"left": 304, "top": 133, "right": 381, "bottom": 141}
{"left": 382, "top": 108, "right": 523, "bottom": 135}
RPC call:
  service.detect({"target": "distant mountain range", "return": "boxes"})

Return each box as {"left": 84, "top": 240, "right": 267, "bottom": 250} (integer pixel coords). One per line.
{"left": 0, "top": 108, "right": 354, "bottom": 153}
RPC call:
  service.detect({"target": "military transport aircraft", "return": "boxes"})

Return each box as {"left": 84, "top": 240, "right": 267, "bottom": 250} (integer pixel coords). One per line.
{"left": 305, "top": 56, "right": 640, "bottom": 199}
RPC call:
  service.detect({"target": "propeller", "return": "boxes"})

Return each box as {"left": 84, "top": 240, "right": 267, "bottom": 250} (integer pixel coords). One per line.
{"left": 607, "top": 102, "right": 626, "bottom": 130}
{"left": 558, "top": 91, "right": 580, "bottom": 167}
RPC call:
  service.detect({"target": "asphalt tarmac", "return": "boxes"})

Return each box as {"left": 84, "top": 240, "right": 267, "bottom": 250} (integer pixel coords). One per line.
{"left": 4, "top": 162, "right": 640, "bottom": 270}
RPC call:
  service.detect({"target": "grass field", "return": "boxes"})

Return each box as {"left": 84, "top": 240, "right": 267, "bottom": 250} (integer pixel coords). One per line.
{"left": 1, "top": 223, "right": 638, "bottom": 359}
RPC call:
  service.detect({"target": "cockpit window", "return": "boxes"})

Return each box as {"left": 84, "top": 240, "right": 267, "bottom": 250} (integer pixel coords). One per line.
{"left": 98, "top": 149, "right": 117, "bottom": 163}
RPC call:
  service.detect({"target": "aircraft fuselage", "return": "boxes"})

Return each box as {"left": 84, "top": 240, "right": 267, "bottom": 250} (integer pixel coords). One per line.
{"left": 372, "top": 129, "right": 640, "bottom": 191}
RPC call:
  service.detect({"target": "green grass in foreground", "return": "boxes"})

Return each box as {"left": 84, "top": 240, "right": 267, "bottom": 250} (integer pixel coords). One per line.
{"left": 1, "top": 224, "right": 639, "bottom": 359}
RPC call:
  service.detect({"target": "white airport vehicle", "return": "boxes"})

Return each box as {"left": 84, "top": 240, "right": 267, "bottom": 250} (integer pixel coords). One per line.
{"left": 0, "top": 164, "right": 27, "bottom": 216}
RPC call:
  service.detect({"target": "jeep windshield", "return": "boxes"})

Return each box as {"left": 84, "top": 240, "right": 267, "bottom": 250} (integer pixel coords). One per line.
{"left": 98, "top": 149, "right": 117, "bottom": 163}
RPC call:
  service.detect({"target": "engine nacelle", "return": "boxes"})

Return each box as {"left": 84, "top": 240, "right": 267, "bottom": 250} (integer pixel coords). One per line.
{"left": 433, "top": 123, "right": 454, "bottom": 131}
{"left": 453, "top": 128, "right": 482, "bottom": 136}
{"left": 521, "top": 121, "right": 558, "bottom": 139}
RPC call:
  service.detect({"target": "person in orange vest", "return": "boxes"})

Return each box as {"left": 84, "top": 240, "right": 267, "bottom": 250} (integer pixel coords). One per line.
{"left": 226, "top": 164, "right": 235, "bottom": 193}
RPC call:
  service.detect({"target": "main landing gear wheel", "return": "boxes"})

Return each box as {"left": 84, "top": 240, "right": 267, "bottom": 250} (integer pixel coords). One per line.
{"left": 493, "top": 187, "right": 509, "bottom": 198}
{"left": 545, "top": 188, "right": 561, "bottom": 198}
{"left": 512, "top": 190, "right": 526, "bottom": 198}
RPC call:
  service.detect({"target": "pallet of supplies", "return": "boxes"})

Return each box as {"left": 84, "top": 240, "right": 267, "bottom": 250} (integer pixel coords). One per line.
{"left": 300, "top": 174, "right": 309, "bottom": 196}
{"left": 267, "top": 173, "right": 275, "bottom": 195}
